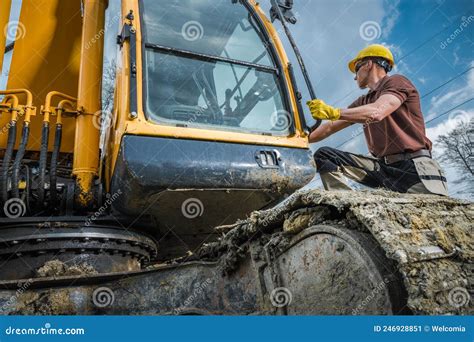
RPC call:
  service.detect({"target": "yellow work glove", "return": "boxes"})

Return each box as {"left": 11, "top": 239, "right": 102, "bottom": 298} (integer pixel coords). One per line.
{"left": 306, "top": 99, "right": 341, "bottom": 121}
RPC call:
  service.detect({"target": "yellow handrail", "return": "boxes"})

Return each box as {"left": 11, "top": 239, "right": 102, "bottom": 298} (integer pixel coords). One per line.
{"left": 55, "top": 99, "right": 77, "bottom": 125}
{"left": 0, "top": 89, "right": 35, "bottom": 122}
{"left": 42, "top": 91, "right": 77, "bottom": 123}
{"left": 0, "top": 94, "right": 20, "bottom": 122}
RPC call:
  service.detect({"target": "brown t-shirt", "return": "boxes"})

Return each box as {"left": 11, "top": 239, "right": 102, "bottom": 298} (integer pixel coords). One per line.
{"left": 348, "top": 74, "right": 432, "bottom": 158}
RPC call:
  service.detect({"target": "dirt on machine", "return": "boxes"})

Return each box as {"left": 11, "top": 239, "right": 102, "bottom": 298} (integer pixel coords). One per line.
{"left": 0, "top": 0, "right": 471, "bottom": 315}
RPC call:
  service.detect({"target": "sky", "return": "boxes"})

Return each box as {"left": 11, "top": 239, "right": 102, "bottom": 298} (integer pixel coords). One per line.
{"left": 260, "top": 0, "right": 474, "bottom": 199}
{"left": 1, "top": 0, "right": 473, "bottom": 199}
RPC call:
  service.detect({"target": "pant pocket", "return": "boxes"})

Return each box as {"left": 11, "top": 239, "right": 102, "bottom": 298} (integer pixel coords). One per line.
{"left": 412, "top": 157, "right": 449, "bottom": 196}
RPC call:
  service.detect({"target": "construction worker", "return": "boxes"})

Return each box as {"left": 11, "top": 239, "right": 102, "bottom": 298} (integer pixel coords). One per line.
{"left": 307, "top": 44, "right": 448, "bottom": 195}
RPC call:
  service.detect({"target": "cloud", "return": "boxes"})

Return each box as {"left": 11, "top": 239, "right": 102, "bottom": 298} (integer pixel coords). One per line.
{"left": 429, "top": 87, "right": 466, "bottom": 113}
{"left": 427, "top": 61, "right": 474, "bottom": 120}
{"left": 381, "top": 0, "right": 401, "bottom": 39}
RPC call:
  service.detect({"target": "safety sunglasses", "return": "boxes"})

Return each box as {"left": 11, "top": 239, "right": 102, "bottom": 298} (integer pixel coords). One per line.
{"left": 355, "top": 61, "right": 369, "bottom": 73}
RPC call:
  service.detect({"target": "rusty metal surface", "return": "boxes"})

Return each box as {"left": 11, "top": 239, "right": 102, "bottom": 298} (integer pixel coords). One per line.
{"left": 267, "top": 226, "right": 402, "bottom": 315}
{"left": 0, "top": 222, "right": 402, "bottom": 315}
{"left": 0, "top": 222, "right": 157, "bottom": 280}
{"left": 0, "top": 260, "right": 259, "bottom": 315}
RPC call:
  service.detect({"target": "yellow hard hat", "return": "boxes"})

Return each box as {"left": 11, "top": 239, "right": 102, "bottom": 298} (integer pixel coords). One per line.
{"left": 348, "top": 44, "right": 395, "bottom": 73}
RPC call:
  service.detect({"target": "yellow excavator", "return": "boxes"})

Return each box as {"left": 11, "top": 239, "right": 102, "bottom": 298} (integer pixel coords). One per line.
{"left": 0, "top": 0, "right": 471, "bottom": 315}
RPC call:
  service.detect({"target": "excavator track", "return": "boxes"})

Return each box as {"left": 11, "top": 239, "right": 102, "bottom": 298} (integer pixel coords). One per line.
{"left": 200, "top": 189, "right": 473, "bottom": 314}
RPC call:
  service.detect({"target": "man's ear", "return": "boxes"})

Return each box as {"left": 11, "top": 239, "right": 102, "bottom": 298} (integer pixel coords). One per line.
{"left": 367, "top": 60, "right": 374, "bottom": 71}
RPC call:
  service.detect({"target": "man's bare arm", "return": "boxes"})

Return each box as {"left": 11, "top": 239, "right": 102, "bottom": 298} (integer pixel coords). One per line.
{"left": 338, "top": 94, "right": 402, "bottom": 123}
{"left": 309, "top": 120, "right": 353, "bottom": 143}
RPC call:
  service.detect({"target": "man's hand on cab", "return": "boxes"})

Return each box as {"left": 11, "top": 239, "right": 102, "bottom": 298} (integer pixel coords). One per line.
{"left": 306, "top": 99, "right": 341, "bottom": 121}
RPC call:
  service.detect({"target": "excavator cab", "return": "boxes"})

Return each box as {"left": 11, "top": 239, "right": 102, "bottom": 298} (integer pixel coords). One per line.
{"left": 108, "top": 0, "right": 315, "bottom": 258}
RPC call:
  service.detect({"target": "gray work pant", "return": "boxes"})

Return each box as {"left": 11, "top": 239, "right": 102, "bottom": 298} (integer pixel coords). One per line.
{"left": 313, "top": 147, "right": 448, "bottom": 195}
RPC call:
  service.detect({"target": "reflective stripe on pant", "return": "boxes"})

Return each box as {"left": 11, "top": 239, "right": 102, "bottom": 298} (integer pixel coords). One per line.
{"left": 313, "top": 146, "right": 448, "bottom": 195}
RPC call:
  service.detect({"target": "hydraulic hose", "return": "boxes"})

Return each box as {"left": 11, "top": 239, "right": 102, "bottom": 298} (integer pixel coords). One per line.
{"left": 0, "top": 90, "right": 34, "bottom": 201}
{"left": 49, "top": 100, "right": 74, "bottom": 207}
{"left": 0, "top": 95, "right": 19, "bottom": 204}
{"left": 1, "top": 121, "right": 17, "bottom": 203}
{"left": 38, "top": 121, "right": 49, "bottom": 207}
{"left": 49, "top": 122, "right": 62, "bottom": 206}
{"left": 41, "top": 94, "right": 76, "bottom": 208}
{"left": 11, "top": 122, "right": 30, "bottom": 199}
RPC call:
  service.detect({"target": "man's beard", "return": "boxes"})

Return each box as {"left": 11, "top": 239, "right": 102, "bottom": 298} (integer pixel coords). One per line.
{"left": 358, "top": 75, "right": 369, "bottom": 89}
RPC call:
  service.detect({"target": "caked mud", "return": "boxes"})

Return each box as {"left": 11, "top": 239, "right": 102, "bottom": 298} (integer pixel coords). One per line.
{"left": 200, "top": 189, "right": 473, "bottom": 314}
